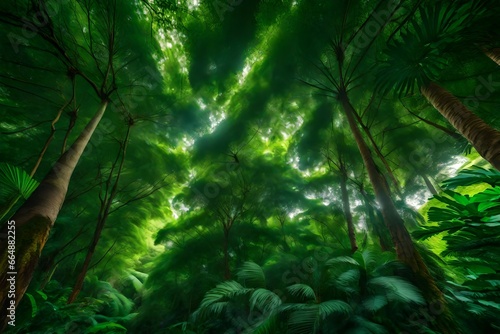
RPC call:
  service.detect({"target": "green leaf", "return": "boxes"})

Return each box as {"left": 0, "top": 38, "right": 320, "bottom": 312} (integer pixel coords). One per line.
{"left": 350, "top": 315, "right": 389, "bottom": 334}
{"left": 326, "top": 256, "right": 360, "bottom": 267}
{"left": 318, "top": 300, "right": 351, "bottom": 319}
{"left": 481, "top": 214, "right": 500, "bottom": 223}
{"left": 362, "top": 295, "right": 388, "bottom": 312}
{"left": 25, "top": 293, "right": 37, "bottom": 318}
{"left": 237, "top": 261, "right": 266, "bottom": 288}
{"left": 0, "top": 163, "right": 39, "bottom": 200}
{"left": 477, "top": 300, "right": 500, "bottom": 311}
{"left": 286, "top": 284, "right": 316, "bottom": 301}
{"left": 334, "top": 269, "right": 360, "bottom": 287}
{"left": 84, "top": 322, "right": 127, "bottom": 333}
{"left": 36, "top": 290, "right": 48, "bottom": 300}
{"left": 249, "top": 288, "right": 282, "bottom": 314}
{"left": 252, "top": 312, "right": 280, "bottom": 334}
{"left": 442, "top": 167, "right": 500, "bottom": 189}
{"left": 368, "top": 276, "right": 425, "bottom": 304}
{"left": 287, "top": 305, "right": 319, "bottom": 334}
{"left": 200, "top": 281, "right": 251, "bottom": 310}
{"left": 477, "top": 202, "right": 500, "bottom": 212}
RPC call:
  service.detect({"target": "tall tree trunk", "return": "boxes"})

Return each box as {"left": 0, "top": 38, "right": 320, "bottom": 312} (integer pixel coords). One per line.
{"left": 339, "top": 171, "right": 358, "bottom": 253}
{"left": 277, "top": 215, "right": 290, "bottom": 252}
{"left": 359, "top": 187, "right": 391, "bottom": 251}
{"left": 352, "top": 110, "right": 402, "bottom": 196}
{"left": 67, "top": 123, "right": 131, "bottom": 304}
{"left": 339, "top": 90, "right": 459, "bottom": 334}
{"left": 223, "top": 228, "right": 231, "bottom": 280}
{"left": 420, "top": 82, "right": 500, "bottom": 171}
{"left": 483, "top": 47, "right": 500, "bottom": 66}
{"left": 66, "top": 222, "right": 103, "bottom": 304}
{"left": 0, "top": 99, "right": 108, "bottom": 330}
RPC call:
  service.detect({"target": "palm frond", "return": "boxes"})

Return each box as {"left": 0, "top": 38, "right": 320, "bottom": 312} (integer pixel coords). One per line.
{"left": 348, "top": 315, "right": 389, "bottom": 334}
{"left": 286, "top": 284, "right": 317, "bottom": 301}
{"left": 250, "top": 311, "right": 281, "bottom": 334}
{"left": 318, "top": 300, "right": 351, "bottom": 319}
{"left": 334, "top": 269, "right": 360, "bottom": 288}
{"left": 287, "top": 305, "right": 319, "bottom": 334}
{"left": 442, "top": 166, "right": 500, "bottom": 189}
{"left": 362, "top": 295, "right": 388, "bottom": 313}
{"left": 326, "top": 256, "right": 360, "bottom": 267}
{"left": 199, "top": 281, "right": 251, "bottom": 310}
{"left": 249, "top": 288, "right": 282, "bottom": 314}
{"left": 238, "top": 261, "right": 266, "bottom": 288}
{"left": 0, "top": 162, "right": 39, "bottom": 200}
{"left": 368, "top": 276, "right": 425, "bottom": 304}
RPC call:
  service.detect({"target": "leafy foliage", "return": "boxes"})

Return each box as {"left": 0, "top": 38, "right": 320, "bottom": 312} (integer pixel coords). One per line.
{"left": 1, "top": 0, "right": 500, "bottom": 333}
{"left": 0, "top": 163, "right": 39, "bottom": 200}
{"left": 414, "top": 167, "right": 500, "bottom": 332}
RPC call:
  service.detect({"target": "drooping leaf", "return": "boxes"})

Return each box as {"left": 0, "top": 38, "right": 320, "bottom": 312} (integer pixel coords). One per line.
{"left": 286, "top": 284, "right": 316, "bottom": 301}
{"left": 368, "top": 276, "right": 425, "bottom": 304}
{"left": 237, "top": 261, "right": 266, "bottom": 288}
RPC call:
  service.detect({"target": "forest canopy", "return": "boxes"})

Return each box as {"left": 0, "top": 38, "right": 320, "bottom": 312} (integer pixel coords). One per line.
{"left": 1, "top": 0, "right": 500, "bottom": 333}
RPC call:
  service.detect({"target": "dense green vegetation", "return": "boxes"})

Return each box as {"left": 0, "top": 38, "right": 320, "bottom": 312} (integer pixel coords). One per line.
{"left": 1, "top": 0, "right": 500, "bottom": 333}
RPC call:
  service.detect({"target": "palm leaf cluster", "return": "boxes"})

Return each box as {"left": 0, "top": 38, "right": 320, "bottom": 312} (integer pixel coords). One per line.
{"left": 8, "top": 277, "right": 136, "bottom": 334}
{"left": 414, "top": 167, "right": 500, "bottom": 331}
{"left": 191, "top": 251, "right": 427, "bottom": 334}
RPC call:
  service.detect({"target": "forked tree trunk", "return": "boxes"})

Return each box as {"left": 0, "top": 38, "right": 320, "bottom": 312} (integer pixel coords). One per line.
{"left": 339, "top": 90, "right": 459, "bottom": 334}
{"left": 421, "top": 82, "right": 500, "bottom": 171}
{"left": 0, "top": 99, "right": 108, "bottom": 330}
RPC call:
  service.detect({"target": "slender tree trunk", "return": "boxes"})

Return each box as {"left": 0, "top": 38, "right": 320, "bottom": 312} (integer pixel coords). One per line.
{"left": 278, "top": 217, "right": 290, "bottom": 252}
{"left": 61, "top": 108, "right": 78, "bottom": 154}
{"left": 0, "top": 99, "right": 108, "bottom": 330}
{"left": 421, "top": 82, "right": 500, "bottom": 171}
{"left": 66, "top": 222, "right": 103, "bottom": 304}
{"left": 483, "top": 47, "right": 500, "bottom": 66}
{"left": 339, "top": 90, "right": 459, "bottom": 334}
{"left": 421, "top": 173, "right": 438, "bottom": 196}
{"left": 67, "top": 124, "right": 131, "bottom": 304}
{"left": 223, "top": 228, "right": 231, "bottom": 280}
{"left": 39, "top": 263, "right": 58, "bottom": 291}
{"left": 352, "top": 111, "right": 402, "bottom": 196}
{"left": 30, "top": 98, "right": 71, "bottom": 178}
{"left": 339, "top": 172, "right": 358, "bottom": 253}
{"left": 405, "top": 108, "right": 462, "bottom": 139}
